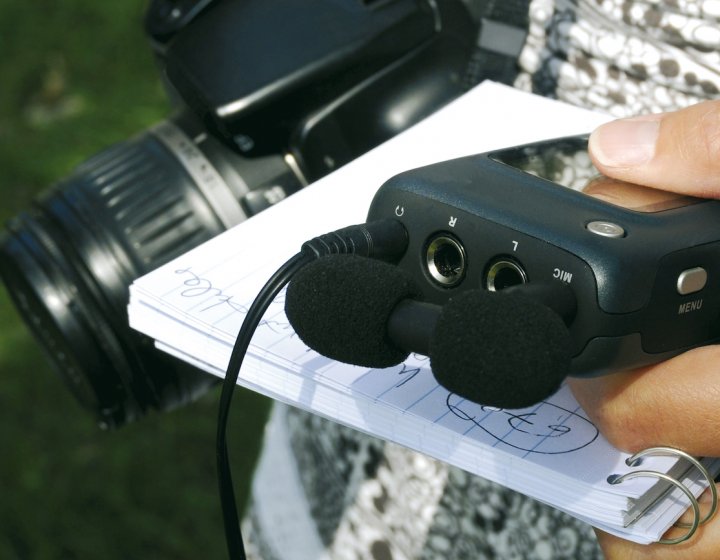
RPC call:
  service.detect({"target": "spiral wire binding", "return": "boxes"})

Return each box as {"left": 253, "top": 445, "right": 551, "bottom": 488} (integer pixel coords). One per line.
{"left": 609, "top": 446, "right": 718, "bottom": 545}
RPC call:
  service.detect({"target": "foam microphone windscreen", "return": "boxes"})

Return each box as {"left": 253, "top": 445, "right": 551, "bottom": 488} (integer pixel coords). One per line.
{"left": 285, "top": 254, "right": 419, "bottom": 368}
{"left": 430, "top": 289, "right": 572, "bottom": 409}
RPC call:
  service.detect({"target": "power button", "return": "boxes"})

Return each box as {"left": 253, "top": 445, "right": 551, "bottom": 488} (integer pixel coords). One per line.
{"left": 676, "top": 267, "right": 708, "bottom": 295}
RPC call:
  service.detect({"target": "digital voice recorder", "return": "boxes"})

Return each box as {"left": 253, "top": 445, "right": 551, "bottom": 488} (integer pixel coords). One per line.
{"left": 365, "top": 135, "right": 720, "bottom": 377}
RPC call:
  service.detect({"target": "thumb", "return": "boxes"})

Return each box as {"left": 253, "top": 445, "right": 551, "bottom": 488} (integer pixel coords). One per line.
{"left": 589, "top": 100, "right": 720, "bottom": 198}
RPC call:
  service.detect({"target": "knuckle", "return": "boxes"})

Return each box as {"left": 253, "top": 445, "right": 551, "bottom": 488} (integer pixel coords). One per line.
{"left": 590, "top": 385, "right": 659, "bottom": 453}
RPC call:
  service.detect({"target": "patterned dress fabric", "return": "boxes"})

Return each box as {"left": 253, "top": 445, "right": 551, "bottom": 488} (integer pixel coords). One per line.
{"left": 243, "top": 1, "right": 720, "bottom": 558}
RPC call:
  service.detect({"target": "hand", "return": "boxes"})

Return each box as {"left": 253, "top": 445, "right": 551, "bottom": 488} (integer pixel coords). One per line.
{"left": 588, "top": 100, "right": 720, "bottom": 197}
{"left": 569, "top": 99, "right": 720, "bottom": 559}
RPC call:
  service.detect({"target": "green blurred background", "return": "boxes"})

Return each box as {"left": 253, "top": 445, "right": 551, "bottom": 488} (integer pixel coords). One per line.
{"left": 0, "top": 1, "right": 271, "bottom": 558}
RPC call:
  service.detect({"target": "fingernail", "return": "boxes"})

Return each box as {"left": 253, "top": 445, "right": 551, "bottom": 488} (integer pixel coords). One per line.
{"left": 589, "top": 116, "right": 661, "bottom": 168}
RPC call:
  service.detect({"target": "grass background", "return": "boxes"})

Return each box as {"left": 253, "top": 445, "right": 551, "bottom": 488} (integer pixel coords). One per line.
{"left": 0, "top": 1, "right": 271, "bottom": 558}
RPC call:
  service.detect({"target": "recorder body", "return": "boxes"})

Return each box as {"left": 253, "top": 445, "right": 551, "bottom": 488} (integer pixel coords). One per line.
{"left": 366, "top": 135, "right": 720, "bottom": 377}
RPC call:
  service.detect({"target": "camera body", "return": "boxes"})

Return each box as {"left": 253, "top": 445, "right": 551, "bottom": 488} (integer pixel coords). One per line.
{"left": 148, "top": 0, "right": 474, "bottom": 181}
{"left": 367, "top": 135, "right": 720, "bottom": 376}
{"left": 0, "top": 0, "right": 476, "bottom": 427}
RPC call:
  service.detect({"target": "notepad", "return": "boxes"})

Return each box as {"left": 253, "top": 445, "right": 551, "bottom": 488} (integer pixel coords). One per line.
{"left": 128, "top": 81, "right": 719, "bottom": 544}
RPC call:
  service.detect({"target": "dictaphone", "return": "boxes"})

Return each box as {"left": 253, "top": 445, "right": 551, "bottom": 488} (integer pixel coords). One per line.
{"left": 366, "top": 135, "right": 720, "bottom": 377}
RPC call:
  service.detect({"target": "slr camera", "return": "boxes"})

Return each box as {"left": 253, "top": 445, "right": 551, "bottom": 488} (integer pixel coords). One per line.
{"left": 0, "top": 0, "right": 477, "bottom": 428}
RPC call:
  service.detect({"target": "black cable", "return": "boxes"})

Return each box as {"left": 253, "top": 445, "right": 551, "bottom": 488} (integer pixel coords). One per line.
{"left": 216, "top": 220, "right": 408, "bottom": 559}
{"left": 217, "top": 250, "right": 312, "bottom": 559}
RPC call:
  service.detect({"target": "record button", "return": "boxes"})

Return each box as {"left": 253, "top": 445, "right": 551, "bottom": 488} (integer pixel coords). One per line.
{"left": 587, "top": 221, "right": 625, "bottom": 238}
{"left": 676, "top": 267, "right": 707, "bottom": 295}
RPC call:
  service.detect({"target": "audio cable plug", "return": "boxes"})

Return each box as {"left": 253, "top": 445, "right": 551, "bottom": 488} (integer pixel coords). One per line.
{"left": 216, "top": 219, "right": 408, "bottom": 560}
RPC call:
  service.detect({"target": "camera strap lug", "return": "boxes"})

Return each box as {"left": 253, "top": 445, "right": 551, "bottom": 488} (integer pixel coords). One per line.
{"left": 464, "top": 0, "right": 531, "bottom": 87}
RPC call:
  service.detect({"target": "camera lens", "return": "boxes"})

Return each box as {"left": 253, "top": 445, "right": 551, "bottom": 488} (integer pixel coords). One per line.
{"left": 0, "top": 112, "right": 303, "bottom": 428}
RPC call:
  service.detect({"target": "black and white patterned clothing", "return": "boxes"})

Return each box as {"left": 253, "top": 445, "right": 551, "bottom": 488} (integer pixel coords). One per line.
{"left": 243, "top": 2, "right": 720, "bottom": 558}
{"left": 517, "top": 0, "right": 720, "bottom": 114}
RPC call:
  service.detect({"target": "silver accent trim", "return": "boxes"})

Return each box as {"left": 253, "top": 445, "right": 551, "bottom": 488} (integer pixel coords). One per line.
{"left": 486, "top": 259, "right": 527, "bottom": 292}
{"left": 425, "top": 235, "right": 466, "bottom": 287}
{"left": 283, "top": 152, "right": 309, "bottom": 187}
{"left": 478, "top": 18, "right": 528, "bottom": 58}
{"left": 151, "top": 121, "right": 246, "bottom": 228}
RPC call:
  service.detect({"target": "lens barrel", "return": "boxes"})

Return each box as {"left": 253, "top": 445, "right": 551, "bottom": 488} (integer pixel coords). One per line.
{"left": 0, "top": 114, "right": 302, "bottom": 427}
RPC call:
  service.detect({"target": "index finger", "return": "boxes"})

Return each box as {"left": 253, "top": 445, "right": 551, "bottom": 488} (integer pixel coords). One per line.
{"left": 568, "top": 344, "right": 720, "bottom": 457}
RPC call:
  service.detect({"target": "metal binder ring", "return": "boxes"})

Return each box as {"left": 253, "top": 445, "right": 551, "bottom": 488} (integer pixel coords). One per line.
{"left": 626, "top": 446, "right": 718, "bottom": 527}
{"left": 609, "top": 470, "right": 700, "bottom": 545}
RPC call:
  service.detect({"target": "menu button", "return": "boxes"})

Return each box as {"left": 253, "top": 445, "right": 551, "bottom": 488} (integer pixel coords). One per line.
{"left": 676, "top": 267, "right": 708, "bottom": 295}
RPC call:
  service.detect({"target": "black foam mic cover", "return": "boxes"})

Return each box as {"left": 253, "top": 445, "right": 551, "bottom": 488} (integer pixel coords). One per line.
{"left": 430, "top": 289, "right": 572, "bottom": 409}
{"left": 286, "top": 253, "right": 573, "bottom": 409}
{"left": 285, "top": 254, "right": 419, "bottom": 368}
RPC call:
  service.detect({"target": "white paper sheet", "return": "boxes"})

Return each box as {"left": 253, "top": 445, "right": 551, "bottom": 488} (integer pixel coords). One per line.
{"left": 128, "top": 81, "right": 715, "bottom": 543}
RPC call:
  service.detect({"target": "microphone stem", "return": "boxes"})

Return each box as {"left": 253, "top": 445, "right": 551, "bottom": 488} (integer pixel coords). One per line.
{"left": 386, "top": 281, "right": 577, "bottom": 361}
{"left": 387, "top": 299, "right": 440, "bottom": 356}
{"left": 503, "top": 282, "right": 577, "bottom": 325}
